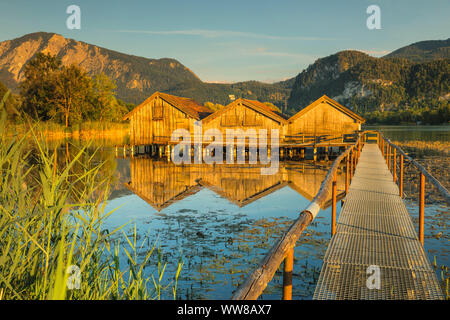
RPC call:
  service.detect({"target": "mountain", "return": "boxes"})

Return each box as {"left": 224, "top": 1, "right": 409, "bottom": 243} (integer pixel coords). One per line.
{"left": 1, "top": 32, "right": 447, "bottom": 119}
{"left": 287, "top": 50, "right": 449, "bottom": 116}
{"left": 384, "top": 39, "right": 450, "bottom": 62}
{"left": 0, "top": 32, "right": 291, "bottom": 107}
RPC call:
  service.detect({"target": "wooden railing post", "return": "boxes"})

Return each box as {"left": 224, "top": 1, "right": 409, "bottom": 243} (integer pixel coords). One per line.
{"left": 358, "top": 139, "right": 361, "bottom": 159}
{"left": 356, "top": 142, "right": 359, "bottom": 164}
{"left": 345, "top": 154, "right": 349, "bottom": 194}
{"left": 393, "top": 148, "right": 397, "bottom": 182}
{"left": 400, "top": 154, "right": 404, "bottom": 198}
{"left": 388, "top": 145, "right": 391, "bottom": 171}
{"left": 331, "top": 173, "right": 337, "bottom": 236}
{"left": 419, "top": 173, "right": 425, "bottom": 246}
{"left": 350, "top": 149, "right": 354, "bottom": 181}
{"left": 282, "top": 248, "right": 294, "bottom": 300}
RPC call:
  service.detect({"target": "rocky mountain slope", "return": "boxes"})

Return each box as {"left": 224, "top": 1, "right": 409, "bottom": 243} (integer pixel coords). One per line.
{"left": 0, "top": 32, "right": 290, "bottom": 106}
{"left": 287, "top": 49, "right": 449, "bottom": 115}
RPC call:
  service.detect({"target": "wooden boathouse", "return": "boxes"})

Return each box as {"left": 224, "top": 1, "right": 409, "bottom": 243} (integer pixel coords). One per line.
{"left": 122, "top": 91, "right": 214, "bottom": 147}
{"left": 120, "top": 92, "right": 365, "bottom": 160}
{"left": 201, "top": 98, "right": 288, "bottom": 140}
{"left": 286, "top": 95, "right": 365, "bottom": 145}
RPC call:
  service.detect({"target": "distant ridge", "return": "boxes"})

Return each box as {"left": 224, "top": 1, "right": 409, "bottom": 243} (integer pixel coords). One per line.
{"left": 384, "top": 39, "right": 450, "bottom": 62}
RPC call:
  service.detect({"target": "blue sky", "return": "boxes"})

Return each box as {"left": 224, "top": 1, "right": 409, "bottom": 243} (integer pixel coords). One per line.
{"left": 0, "top": 0, "right": 448, "bottom": 83}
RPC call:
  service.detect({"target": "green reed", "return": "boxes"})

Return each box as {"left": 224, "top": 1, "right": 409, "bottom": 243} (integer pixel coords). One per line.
{"left": 0, "top": 93, "right": 182, "bottom": 300}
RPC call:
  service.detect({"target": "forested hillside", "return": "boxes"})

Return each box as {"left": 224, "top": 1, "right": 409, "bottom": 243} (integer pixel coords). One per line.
{"left": 287, "top": 50, "right": 449, "bottom": 124}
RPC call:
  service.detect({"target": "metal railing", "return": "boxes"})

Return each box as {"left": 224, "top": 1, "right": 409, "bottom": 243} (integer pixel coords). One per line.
{"left": 378, "top": 133, "right": 450, "bottom": 245}
{"left": 231, "top": 129, "right": 449, "bottom": 300}
{"left": 283, "top": 133, "right": 358, "bottom": 146}
{"left": 231, "top": 132, "right": 366, "bottom": 300}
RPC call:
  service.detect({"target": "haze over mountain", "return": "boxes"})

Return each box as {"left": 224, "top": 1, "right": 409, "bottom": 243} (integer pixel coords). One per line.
{"left": 0, "top": 32, "right": 448, "bottom": 116}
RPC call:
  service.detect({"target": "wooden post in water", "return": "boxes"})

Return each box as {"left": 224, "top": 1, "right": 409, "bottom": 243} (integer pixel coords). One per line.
{"left": 166, "top": 145, "right": 171, "bottom": 161}
{"left": 419, "top": 173, "right": 425, "bottom": 246}
{"left": 282, "top": 248, "right": 294, "bottom": 300}
{"left": 331, "top": 173, "right": 337, "bottom": 236}
{"left": 400, "top": 154, "right": 404, "bottom": 198}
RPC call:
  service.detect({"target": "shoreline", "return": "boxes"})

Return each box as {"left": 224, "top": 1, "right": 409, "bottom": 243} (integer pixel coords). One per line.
{"left": 6, "top": 122, "right": 130, "bottom": 141}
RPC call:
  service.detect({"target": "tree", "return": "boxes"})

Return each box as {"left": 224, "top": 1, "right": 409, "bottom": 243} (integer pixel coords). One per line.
{"left": 263, "top": 102, "right": 282, "bottom": 113}
{"left": 20, "top": 53, "right": 130, "bottom": 125}
{"left": 20, "top": 53, "right": 62, "bottom": 120}
{"left": 204, "top": 101, "right": 224, "bottom": 112}
{"left": 49, "top": 65, "right": 92, "bottom": 127}
{"left": 90, "top": 73, "right": 117, "bottom": 121}
{"left": 0, "top": 80, "right": 20, "bottom": 119}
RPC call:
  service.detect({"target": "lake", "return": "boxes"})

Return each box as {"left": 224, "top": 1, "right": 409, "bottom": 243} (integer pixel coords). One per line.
{"left": 56, "top": 125, "right": 448, "bottom": 299}
{"left": 364, "top": 125, "right": 450, "bottom": 142}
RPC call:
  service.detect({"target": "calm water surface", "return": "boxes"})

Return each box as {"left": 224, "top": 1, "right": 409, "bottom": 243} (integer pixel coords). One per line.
{"left": 364, "top": 125, "right": 450, "bottom": 142}
{"left": 102, "top": 158, "right": 342, "bottom": 299}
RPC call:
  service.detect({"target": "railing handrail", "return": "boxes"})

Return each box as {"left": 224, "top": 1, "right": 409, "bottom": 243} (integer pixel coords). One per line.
{"left": 231, "top": 133, "right": 363, "bottom": 300}
{"left": 232, "top": 131, "right": 448, "bottom": 300}
{"left": 382, "top": 136, "right": 450, "bottom": 203}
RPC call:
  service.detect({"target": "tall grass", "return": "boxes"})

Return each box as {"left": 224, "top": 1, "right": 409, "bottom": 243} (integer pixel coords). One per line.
{"left": 0, "top": 94, "right": 182, "bottom": 300}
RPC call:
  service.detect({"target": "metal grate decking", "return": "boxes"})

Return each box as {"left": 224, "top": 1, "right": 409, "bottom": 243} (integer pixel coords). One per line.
{"left": 313, "top": 144, "right": 444, "bottom": 300}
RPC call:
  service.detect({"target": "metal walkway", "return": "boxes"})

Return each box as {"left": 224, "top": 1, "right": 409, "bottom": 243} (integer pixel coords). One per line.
{"left": 313, "top": 144, "right": 443, "bottom": 300}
